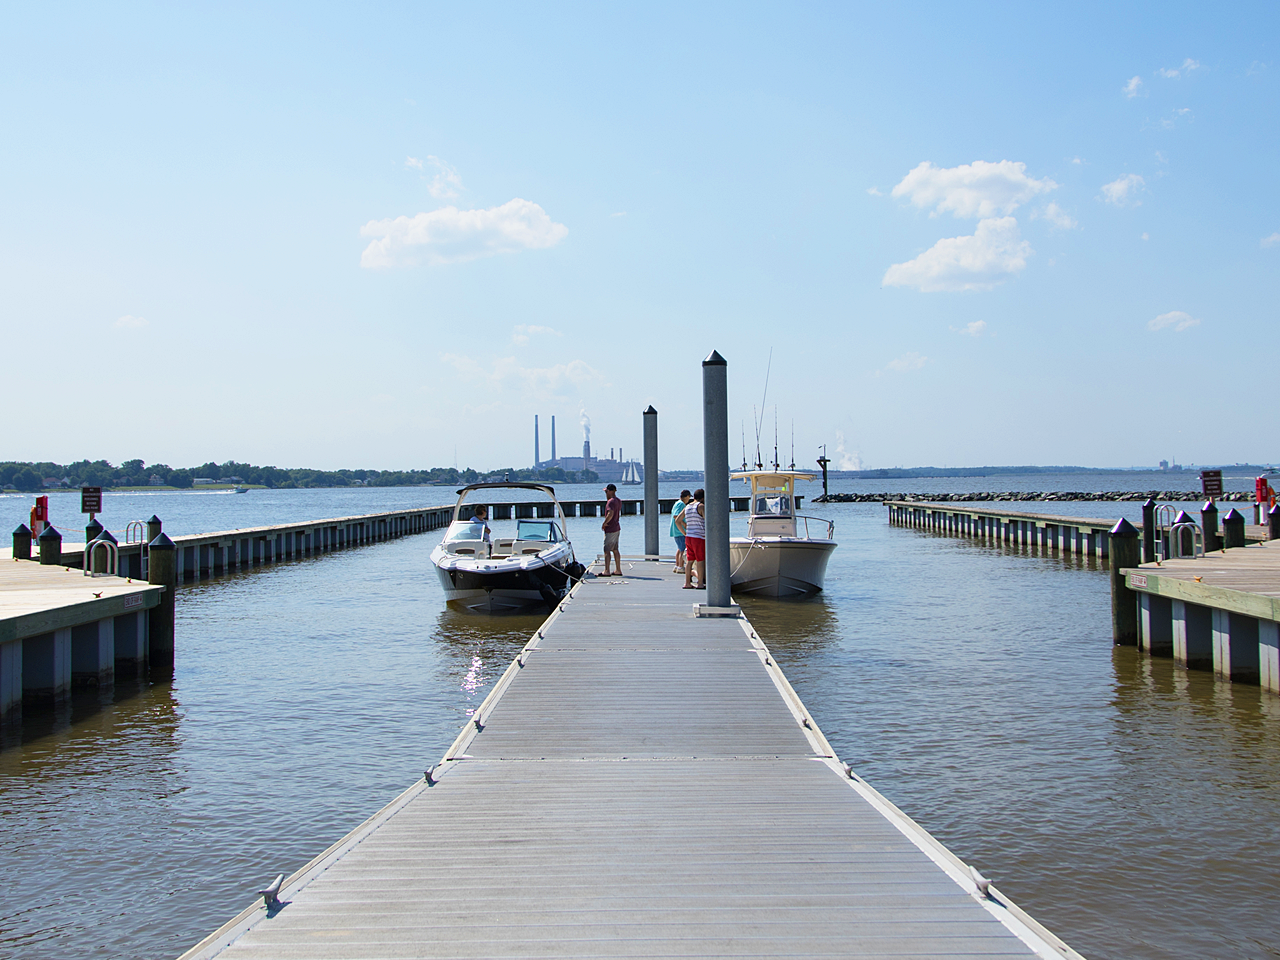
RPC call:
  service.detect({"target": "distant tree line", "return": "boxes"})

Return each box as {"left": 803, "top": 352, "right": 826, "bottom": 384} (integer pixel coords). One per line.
{"left": 0, "top": 460, "right": 598, "bottom": 492}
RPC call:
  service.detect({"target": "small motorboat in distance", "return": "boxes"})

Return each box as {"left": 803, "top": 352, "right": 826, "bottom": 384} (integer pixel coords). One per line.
{"left": 431, "top": 482, "right": 585, "bottom": 612}
{"left": 729, "top": 470, "right": 837, "bottom": 597}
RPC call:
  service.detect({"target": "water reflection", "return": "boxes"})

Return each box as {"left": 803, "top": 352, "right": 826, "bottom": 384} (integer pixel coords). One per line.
{"left": 432, "top": 607, "right": 537, "bottom": 718}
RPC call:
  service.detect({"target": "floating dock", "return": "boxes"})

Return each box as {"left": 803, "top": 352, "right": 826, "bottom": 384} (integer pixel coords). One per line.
{"left": 180, "top": 562, "right": 1079, "bottom": 960}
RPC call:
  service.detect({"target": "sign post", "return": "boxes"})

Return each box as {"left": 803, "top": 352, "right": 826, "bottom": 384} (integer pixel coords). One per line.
{"left": 81, "top": 486, "right": 102, "bottom": 523}
{"left": 1200, "top": 470, "right": 1222, "bottom": 500}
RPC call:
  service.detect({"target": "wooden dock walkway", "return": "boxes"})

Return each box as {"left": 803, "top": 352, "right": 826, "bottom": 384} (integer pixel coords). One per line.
{"left": 180, "top": 562, "right": 1079, "bottom": 959}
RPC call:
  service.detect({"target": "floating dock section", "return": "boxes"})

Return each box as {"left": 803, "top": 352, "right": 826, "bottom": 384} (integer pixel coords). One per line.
{"left": 180, "top": 562, "right": 1080, "bottom": 960}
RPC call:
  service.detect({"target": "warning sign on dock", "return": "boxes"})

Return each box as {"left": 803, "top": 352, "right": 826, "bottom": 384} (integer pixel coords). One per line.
{"left": 1200, "top": 470, "right": 1222, "bottom": 498}
{"left": 81, "top": 486, "right": 102, "bottom": 513}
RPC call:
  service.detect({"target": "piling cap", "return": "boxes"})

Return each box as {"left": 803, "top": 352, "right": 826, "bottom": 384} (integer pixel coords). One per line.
{"left": 13, "top": 524, "right": 31, "bottom": 536}
{"left": 1222, "top": 508, "right": 1244, "bottom": 522}
{"left": 643, "top": 405, "right": 657, "bottom": 415}
{"left": 85, "top": 518, "right": 103, "bottom": 537}
{"left": 1173, "top": 510, "right": 1194, "bottom": 524}
{"left": 148, "top": 515, "right": 162, "bottom": 525}
{"left": 96, "top": 528, "right": 118, "bottom": 544}
{"left": 1110, "top": 517, "right": 1139, "bottom": 537}
{"left": 702, "top": 350, "right": 727, "bottom": 366}
{"left": 38, "top": 524, "right": 62, "bottom": 541}
{"left": 148, "top": 532, "right": 176, "bottom": 550}
{"left": 1143, "top": 497, "right": 1156, "bottom": 508}
{"left": 1202, "top": 499, "right": 1218, "bottom": 513}
{"left": 1271, "top": 504, "right": 1280, "bottom": 517}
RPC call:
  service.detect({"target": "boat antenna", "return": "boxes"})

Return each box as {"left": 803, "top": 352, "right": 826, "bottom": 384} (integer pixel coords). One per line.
{"left": 741, "top": 421, "right": 748, "bottom": 471}
{"left": 773, "top": 406, "right": 779, "bottom": 470}
{"left": 753, "top": 405, "right": 762, "bottom": 469}
{"left": 790, "top": 420, "right": 795, "bottom": 470}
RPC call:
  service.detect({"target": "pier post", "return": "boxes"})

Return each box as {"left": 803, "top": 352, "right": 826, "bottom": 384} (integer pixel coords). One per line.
{"left": 12, "top": 524, "right": 32, "bottom": 560}
{"left": 147, "top": 533, "right": 177, "bottom": 676}
{"left": 643, "top": 405, "right": 659, "bottom": 558}
{"left": 1201, "top": 500, "right": 1220, "bottom": 552}
{"left": 85, "top": 517, "right": 103, "bottom": 550}
{"left": 1270, "top": 504, "right": 1280, "bottom": 541}
{"left": 1109, "top": 518, "right": 1140, "bottom": 645}
{"left": 1222, "top": 508, "right": 1245, "bottom": 549}
{"left": 701, "top": 350, "right": 734, "bottom": 611}
{"left": 1142, "top": 498, "right": 1156, "bottom": 562}
{"left": 38, "top": 524, "right": 62, "bottom": 565}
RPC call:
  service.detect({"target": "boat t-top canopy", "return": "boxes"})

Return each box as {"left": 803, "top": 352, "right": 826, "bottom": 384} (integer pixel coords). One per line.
{"left": 731, "top": 471, "right": 814, "bottom": 490}
{"left": 455, "top": 481, "right": 557, "bottom": 496}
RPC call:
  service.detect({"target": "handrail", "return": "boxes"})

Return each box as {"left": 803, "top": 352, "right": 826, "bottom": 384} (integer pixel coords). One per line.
{"left": 1169, "top": 521, "right": 1204, "bottom": 559}
{"left": 83, "top": 538, "right": 119, "bottom": 577}
{"left": 796, "top": 514, "right": 835, "bottom": 541}
{"left": 125, "top": 519, "right": 150, "bottom": 577}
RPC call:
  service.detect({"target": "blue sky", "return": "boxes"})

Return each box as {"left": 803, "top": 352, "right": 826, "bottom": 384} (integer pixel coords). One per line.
{"left": 2, "top": 3, "right": 1276, "bottom": 472}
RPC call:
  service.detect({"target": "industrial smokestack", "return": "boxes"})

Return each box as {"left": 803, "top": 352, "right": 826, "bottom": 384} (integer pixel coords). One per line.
{"left": 551, "top": 416, "right": 556, "bottom": 462}
{"left": 534, "top": 415, "right": 540, "bottom": 467}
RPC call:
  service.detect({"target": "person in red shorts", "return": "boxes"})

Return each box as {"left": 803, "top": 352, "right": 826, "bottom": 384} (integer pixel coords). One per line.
{"left": 681, "top": 488, "right": 705, "bottom": 589}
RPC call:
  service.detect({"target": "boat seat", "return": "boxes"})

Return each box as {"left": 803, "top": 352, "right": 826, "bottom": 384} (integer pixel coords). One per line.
{"left": 448, "top": 540, "right": 489, "bottom": 557}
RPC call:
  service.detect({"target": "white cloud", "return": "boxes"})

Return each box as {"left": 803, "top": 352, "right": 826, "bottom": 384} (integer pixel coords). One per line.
{"left": 1032, "top": 202, "right": 1077, "bottom": 230}
{"left": 405, "top": 156, "right": 424, "bottom": 170}
{"left": 1101, "top": 173, "right": 1145, "bottom": 206}
{"left": 442, "top": 353, "right": 606, "bottom": 398}
{"left": 1142, "top": 232, "right": 1150, "bottom": 240}
{"left": 1261, "top": 233, "right": 1280, "bottom": 248}
{"left": 886, "top": 352, "right": 927, "bottom": 373}
{"left": 1183, "top": 58, "right": 1201, "bottom": 72}
{"left": 891, "top": 160, "right": 1056, "bottom": 219}
{"left": 1156, "top": 67, "right": 1180, "bottom": 79}
{"left": 866, "top": 187, "right": 883, "bottom": 196}
{"left": 610, "top": 211, "right": 626, "bottom": 217}
{"left": 883, "top": 217, "right": 1031, "bottom": 292}
{"left": 360, "top": 199, "right": 568, "bottom": 268}
{"left": 1148, "top": 310, "right": 1200, "bottom": 332}
{"left": 423, "top": 155, "right": 462, "bottom": 199}
{"left": 114, "top": 315, "right": 148, "bottom": 329}
{"left": 1071, "top": 156, "right": 1085, "bottom": 165}
{"left": 512, "top": 324, "right": 563, "bottom": 345}
{"left": 1124, "top": 76, "right": 1144, "bottom": 97}
{"left": 1159, "top": 58, "right": 1201, "bottom": 79}
{"left": 960, "top": 320, "right": 987, "bottom": 337}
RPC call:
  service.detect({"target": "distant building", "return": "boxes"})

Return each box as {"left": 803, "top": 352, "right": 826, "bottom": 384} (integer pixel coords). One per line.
{"left": 42, "top": 477, "right": 62, "bottom": 488}
{"left": 193, "top": 478, "right": 217, "bottom": 485}
{"left": 148, "top": 475, "right": 164, "bottom": 486}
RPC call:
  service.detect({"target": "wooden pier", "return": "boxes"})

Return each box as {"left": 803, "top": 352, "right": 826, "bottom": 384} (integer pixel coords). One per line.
{"left": 1123, "top": 541, "right": 1280, "bottom": 693}
{"left": 886, "top": 501, "right": 1123, "bottom": 558}
{"left": 180, "top": 561, "right": 1079, "bottom": 960}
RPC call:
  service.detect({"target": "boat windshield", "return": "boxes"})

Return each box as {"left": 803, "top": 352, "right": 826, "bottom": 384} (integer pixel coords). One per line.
{"left": 516, "top": 520, "right": 559, "bottom": 542}
{"left": 445, "top": 519, "right": 490, "bottom": 542}
{"left": 753, "top": 494, "right": 791, "bottom": 517}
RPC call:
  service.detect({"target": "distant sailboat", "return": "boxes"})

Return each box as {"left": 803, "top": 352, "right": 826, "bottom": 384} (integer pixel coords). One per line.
{"left": 620, "top": 461, "right": 642, "bottom": 485}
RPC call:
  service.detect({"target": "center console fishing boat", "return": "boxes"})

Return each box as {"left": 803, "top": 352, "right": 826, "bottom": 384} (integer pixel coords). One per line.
{"left": 431, "top": 482, "right": 584, "bottom": 612}
{"left": 729, "top": 470, "right": 837, "bottom": 597}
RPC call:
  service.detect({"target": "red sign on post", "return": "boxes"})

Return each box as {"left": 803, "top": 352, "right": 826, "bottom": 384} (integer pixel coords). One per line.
{"left": 81, "top": 486, "right": 102, "bottom": 514}
{"left": 1200, "top": 470, "right": 1222, "bottom": 499}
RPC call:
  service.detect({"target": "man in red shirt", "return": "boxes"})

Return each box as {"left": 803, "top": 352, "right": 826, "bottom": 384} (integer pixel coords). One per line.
{"left": 601, "top": 483, "right": 622, "bottom": 576}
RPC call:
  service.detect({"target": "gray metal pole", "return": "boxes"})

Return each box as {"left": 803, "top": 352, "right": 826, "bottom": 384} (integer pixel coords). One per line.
{"left": 702, "top": 351, "right": 731, "bottom": 607}
{"left": 643, "top": 405, "right": 659, "bottom": 558}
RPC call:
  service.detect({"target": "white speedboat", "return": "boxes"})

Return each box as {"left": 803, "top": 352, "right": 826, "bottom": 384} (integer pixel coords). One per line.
{"left": 729, "top": 470, "right": 836, "bottom": 597}
{"left": 430, "top": 482, "right": 585, "bottom": 612}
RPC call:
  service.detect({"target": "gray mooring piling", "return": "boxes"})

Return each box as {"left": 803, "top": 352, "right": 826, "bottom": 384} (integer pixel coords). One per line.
{"left": 1270, "top": 503, "right": 1280, "bottom": 541}
{"left": 643, "top": 405, "right": 659, "bottom": 558}
{"left": 38, "top": 524, "right": 62, "bottom": 565}
{"left": 12, "top": 524, "right": 31, "bottom": 561}
{"left": 1110, "top": 518, "right": 1140, "bottom": 645}
{"left": 147, "top": 533, "right": 177, "bottom": 674}
{"left": 702, "top": 350, "right": 732, "bottom": 610}
{"left": 1142, "top": 498, "right": 1156, "bottom": 563}
{"left": 1202, "top": 499, "right": 1220, "bottom": 552}
{"left": 1222, "top": 508, "right": 1246, "bottom": 549}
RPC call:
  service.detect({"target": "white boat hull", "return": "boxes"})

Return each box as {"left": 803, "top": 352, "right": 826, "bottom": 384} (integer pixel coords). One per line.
{"left": 729, "top": 538, "right": 836, "bottom": 597}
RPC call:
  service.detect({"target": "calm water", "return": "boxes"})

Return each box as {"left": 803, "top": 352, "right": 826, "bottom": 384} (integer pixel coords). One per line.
{"left": 1, "top": 475, "right": 1277, "bottom": 959}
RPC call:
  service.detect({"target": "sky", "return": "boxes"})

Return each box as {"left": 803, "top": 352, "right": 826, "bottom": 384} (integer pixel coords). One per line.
{"left": 1, "top": 2, "right": 1277, "bottom": 472}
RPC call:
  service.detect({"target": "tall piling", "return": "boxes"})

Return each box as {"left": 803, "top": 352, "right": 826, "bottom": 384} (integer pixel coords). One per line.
{"left": 1270, "top": 504, "right": 1280, "bottom": 541}
{"left": 643, "top": 405, "right": 659, "bottom": 558}
{"left": 147, "top": 533, "right": 177, "bottom": 676}
{"left": 702, "top": 351, "right": 731, "bottom": 608}
{"left": 1142, "top": 498, "right": 1156, "bottom": 563}
{"left": 1110, "top": 518, "right": 1140, "bottom": 645}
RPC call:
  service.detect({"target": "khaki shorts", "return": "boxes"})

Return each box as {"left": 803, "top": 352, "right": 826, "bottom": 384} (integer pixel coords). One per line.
{"left": 603, "top": 530, "right": 620, "bottom": 553}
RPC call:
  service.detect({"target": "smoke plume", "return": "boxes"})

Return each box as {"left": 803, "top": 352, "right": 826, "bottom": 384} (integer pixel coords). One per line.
{"left": 580, "top": 408, "right": 591, "bottom": 441}
{"left": 834, "top": 430, "right": 862, "bottom": 471}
